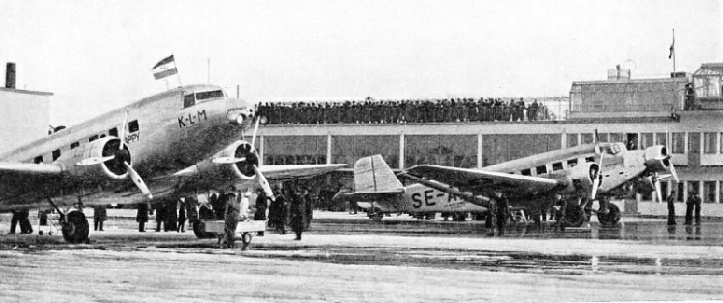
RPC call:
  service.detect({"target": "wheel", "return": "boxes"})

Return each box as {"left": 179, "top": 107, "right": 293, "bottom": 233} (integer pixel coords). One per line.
{"left": 61, "top": 211, "right": 89, "bottom": 244}
{"left": 241, "top": 232, "right": 253, "bottom": 245}
{"left": 370, "top": 212, "right": 384, "bottom": 221}
{"left": 193, "top": 220, "right": 216, "bottom": 239}
{"left": 597, "top": 204, "right": 622, "bottom": 226}
{"left": 565, "top": 204, "right": 586, "bottom": 227}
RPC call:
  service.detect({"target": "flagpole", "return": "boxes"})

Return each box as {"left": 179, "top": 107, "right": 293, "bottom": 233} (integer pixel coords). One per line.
{"left": 672, "top": 29, "right": 676, "bottom": 75}
{"left": 173, "top": 53, "right": 183, "bottom": 86}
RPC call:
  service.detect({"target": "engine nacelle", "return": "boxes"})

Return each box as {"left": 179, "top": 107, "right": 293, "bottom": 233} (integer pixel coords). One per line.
{"left": 194, "top": 140, "right": 259, "bottom": 182}
{"left": 67, "top": 137, "right": 129, "bottom": 180}
{"left": 643, "top": 145, "right": 668, "bottom": 172}
{"left": 563, "top": 162, "right": 601, "bottom": 195}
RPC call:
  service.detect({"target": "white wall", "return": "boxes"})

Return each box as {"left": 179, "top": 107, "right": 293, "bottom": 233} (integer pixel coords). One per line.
{"left": 0, "top": 89, "right": 51, "bottom": 154}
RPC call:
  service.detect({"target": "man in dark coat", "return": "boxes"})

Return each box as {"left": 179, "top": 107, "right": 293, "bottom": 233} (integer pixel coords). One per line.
{"left": 667, "top": 190, "right": 677, "bottom": 225}
{"left": 269, "top": 187, "right": 287, "bottom": 234}
{"left": 17, "top": 209, "right": 32, "bottom": 234}
{"left": 255, "top": 190, "right": 268, "bottom": 236}
{"left": 136, "top": 203, "right": 149, "bottom": 232}
{"left": 165, "top": 200, "right": 177, "bottom": 232}
{"left": 177, "top": 198, "right": 187, "bottom": 233}
{"left": 223, "top": 186, "right": 241, "bottom": 248}
{"left": 9, "top": 210, "right": 18, "bottom": 234}
{"left": 93, "top": 204, "right": 107, "bottom": 231}
{"left": 155, "top": 203, "right": 166, "bottom": 232}
{"left": 185, "top": 194, "right": 199, "bottom": 227}
{"left": 289, "top": 188, "right": 307, "bottom": 240}
{"left": 685, "top": 191, "right": 702, "bottom": 225}
{"left": 212, "top": 192, "right": 226, "bottom": 220}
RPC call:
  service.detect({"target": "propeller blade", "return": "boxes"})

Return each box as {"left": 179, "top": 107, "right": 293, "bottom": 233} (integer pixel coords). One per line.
{"left": 211, "top": 157, "right": 247, "bottom": 164}
{"left": 124, "top": 161, "right": 152, "bottom": 199}
{"left": 591, "top": 152, "right": 604, "bottom": 199}
{"left": 254, "top": 165, "right": 275, "bottom": 201}
{"left": 654, "top": 178, "right": 663, "bottom": 203}
{"left": 669, "top": 160, "right": 679, "bottom": 182}
{"left": 119, "top": 109, "right": 129, "bottom": 147}
{"left": 251, "top": 117, "right": 260, "bottom": 149}
{"left": 76, "top": 156, "right": 115, "bottom": 166}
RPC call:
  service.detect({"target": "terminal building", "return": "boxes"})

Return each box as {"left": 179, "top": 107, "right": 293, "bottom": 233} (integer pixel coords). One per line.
{"left": 0, "top": 63, "right": 52, "bottom": 155}
{"left": 256, "top": 62, "right": 723, "bottom": 217}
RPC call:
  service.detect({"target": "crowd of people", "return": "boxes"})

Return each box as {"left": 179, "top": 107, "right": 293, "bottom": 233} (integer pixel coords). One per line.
{"left": 256, "top": 97, "right": 548, "bottom": 125}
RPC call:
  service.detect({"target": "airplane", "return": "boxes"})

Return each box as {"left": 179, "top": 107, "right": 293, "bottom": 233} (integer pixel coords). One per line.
{"left": 0, "top": 84, "right": 344, "bottom": 243}
{"left": 334, "top": 141, "right": 678, "bottom": 228}
{"left": 334, "top": 155, "right": 488, "bottom": 221}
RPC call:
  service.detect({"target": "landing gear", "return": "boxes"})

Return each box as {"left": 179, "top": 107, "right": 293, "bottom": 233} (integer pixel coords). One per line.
{"left": 61, "top": 211, "right": 89, "bottom": 244}
{"left": 565, "top": 204, "right": 586, "bottom": 227}
{"left": 597, "top": 204, "right": 621, "bottom": 226}
{"left": 193, "top": 220, "right": 216, "bottom": 239}
{"left": 368, "top": 211, "right": 384, "bottom": 222}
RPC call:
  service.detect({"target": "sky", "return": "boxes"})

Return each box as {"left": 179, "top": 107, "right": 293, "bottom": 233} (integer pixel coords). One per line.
{"left": 1, "top": 0, "right": 721, "bottom": 125}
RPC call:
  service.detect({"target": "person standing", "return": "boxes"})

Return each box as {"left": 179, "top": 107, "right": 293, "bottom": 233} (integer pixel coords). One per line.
{"left": 18, "top": 209, "right": 32, "bottom": 234}
{"left": 304, "top": 188, "right": 313, "bottom": 229}
{"left": 223, "top": 186, "right": 241, "bottom": 248}
{"left": 9, "top": 210, "right": 18, "bottom": 234}
{"left": 136, "top": 203, "right": 149, "bottom": 232}
{"left": 177, "top": 198, "right": 187, "bottom": 233}
{"left": 93, "top": 204, "right": 107, "bottom": 231}
{"left": 289, "top": 189, "right": 307, "bottom": 240}
{"left": 165, "top": 200, "right": 177, "bottom": 232}
{"left": 155, "top": 203, "right": 166, "bottom": 232}
{"left": 270, "top": 187, "right": 287, "bottom": 234}
{"left": 667, "top": 190, "right": 677, "bottom": 225}
{"left": 496, "top": 195, "right": 509, "bottom": 236}
{"left": 255, "top": 190, "right": 268, "bottom": 236}
{"left": 685, "top": 191, "right": 701, "bottom": 225}
{"left": 185, "top": 194, "right": 199, "bottom": 229}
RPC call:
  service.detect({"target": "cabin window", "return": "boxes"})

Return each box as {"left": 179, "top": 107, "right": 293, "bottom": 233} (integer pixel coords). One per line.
{"left": 52, "top": 149, "right": 61, "bottom": 161}
{"left": 99, "top": 134, "right": 106, "bottom": 138}
{"left": 109, "top": 127, "right": 118, "bottom": 137}
{"left": 34, "top": 156, "right": 43, "bottom": 164}
{"left": 89, "top": 135, "right": 99, "bottom": 142}
{"left": 70, "top": 142, "right": 79, "bottom": 150}
{"left": 128, "top": 120, "right": 139, "bottom": 133}
{"left": 585, "top": 156, "right": 595, "bottom": 163}
{"left": 567, "top": 159, "right": 578, "bottom": 167}
{"left": 184, "top": 94, "right": 195, "bottom": 108}
{"left": 521, "top": 168, "right": 531, "bottom": 176}
{"left": 536, "top": 165, "right": 547, "bottom": 175}
{"left": 552, "top": 162, "right": 563, "bottom": 171}
{"left": 196, "top": 90, "right": 224, "bottom": 100}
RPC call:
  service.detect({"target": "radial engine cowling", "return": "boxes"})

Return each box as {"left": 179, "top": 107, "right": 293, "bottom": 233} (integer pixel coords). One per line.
{"left": 218, "top": 140, "right": 258, "bottom": 180}
{"left": 643, "top": 145, "right": 668, "bottom": 172}
{"left": 68, "top": 137, "right": 130, "bottom": 180}
{"left": 563, "top": 162, "right": 602, "bottom": 195}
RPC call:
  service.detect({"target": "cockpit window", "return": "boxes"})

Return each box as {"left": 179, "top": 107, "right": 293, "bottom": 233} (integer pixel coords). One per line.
{"left": 184, "top": 94, "right": 195, "bottom": 108}
{"left": 196, "top": 90, "right": 224, "bottom": 100}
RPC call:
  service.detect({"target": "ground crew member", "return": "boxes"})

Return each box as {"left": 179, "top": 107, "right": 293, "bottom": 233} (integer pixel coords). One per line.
{"left": 255, "top": 189, "right": 268, "bottom": 236}
{"left": 9, "top": 210, "right": 18, "bottom": 234}
{"left": 136, "top": 202, "right": 149, "bottom": 232}
{"left": 17, "top": 209, "right": 32, "bottom": 234}
{"left": 177, "top": 198, "right": 186, "bottom": 233}
{"left": 154, "top": 203, "right": 166, "bottom": 232}
{"left": 185, "top": 194, "right": 199, "bottom": 229}
{"left": 270, "top": 187, "right": 287, "bottom": 234}
{"left": 93, "top": 204, "right": 107, "bottom": 231}
{"left": 685, "top": 191, "right": 701, "bottom": 225}
{"left": 667, "top": 190, "right": 676, "bottom": 225}
{"left": 289, "top": 189, "right": 307, "bottom": 240}
{"left": 222, "top": 186, "right": 241, "bottom": 248}
{"left": 496, "top": 195, "right": 509, "bottom": 236}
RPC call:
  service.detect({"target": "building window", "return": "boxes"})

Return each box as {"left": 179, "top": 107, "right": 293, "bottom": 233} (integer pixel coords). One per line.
{"left": 609, "top": 133, "right": 622, "bottom": 144}
{"left": 704, "top": 133, "right": 717, "bottom": 154}
{"left": 34, "top": 156, "right": 43, "bottom": 164}
{"left": 671, "top": 132, "right": 685, "bottom": 153}
{"left": 581, "top": 133, "right": 594, "bottom": 144}
{"left": 688, "top": 132, "right": 700, "bottom": 153}
{"left": 264, "top": 136, "right": 327, "bottom": 166}
{"left": 676, "top": 182, "right": 684, "bottom": 202}
{"left": 704, "top": 181, "right": 716, "bottom": 203}
{"left": 70, "top": 142, "right": 79, "bottom": 150}
{"left": 407, "top": 135, "right": 475, "bottom": 168}
{"left": 567, "top": 159, "right": 578, "bottom": 167}
{"left": 536, "top": 165, "right": 547, "bottom": 175}
{"left": 481, "top": 134, "right": 560, "bottom": 166}
{"left": 566, "top": 134, "right": 578, "bottom": 148}
{"left": 552, "top": 162, "right": 563, "bottom": 171}
{"left": 655, "top": 133, "right": 667, "bottom": 147}
{"left": 641, "top": 133, "right": 653, "bottom": 149}
{"left": 128, "top": 120, "right": 139, "bottom": 133}
{"left": 52, "top": 149, "right": 61, "bottom": 161}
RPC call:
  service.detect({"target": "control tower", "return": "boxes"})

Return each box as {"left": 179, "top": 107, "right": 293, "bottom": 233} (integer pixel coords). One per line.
{"left": 0, "top": 63, "right": 52, "bottom": 154}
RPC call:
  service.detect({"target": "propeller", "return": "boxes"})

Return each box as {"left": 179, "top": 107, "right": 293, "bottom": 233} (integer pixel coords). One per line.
{"left": 591, "top": 150, "right": 604, "bottom": 200}
{"left": 653, "top": 173, "right": 663, "bottom": 203}
{"left": 665, "top": 156, "right": 679, "bottom": 182}
{"left": 211, "top": 157, "right": 247, "bottom": 164}
{"left": 248, "top": 117, "right": 275, "bottom": 201}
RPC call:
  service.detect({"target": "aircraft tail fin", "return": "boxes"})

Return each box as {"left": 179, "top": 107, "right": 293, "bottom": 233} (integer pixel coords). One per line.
{"left": 354, "top": 154, "right": 404, "bottom": 193}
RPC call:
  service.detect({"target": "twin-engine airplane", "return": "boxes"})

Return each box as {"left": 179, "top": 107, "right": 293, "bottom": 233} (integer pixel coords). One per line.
{"left": 336, "top": 141, "right": 677, "bottom": 227}
{"left": 0, "top": 84, "right": 344, "bottom": 243}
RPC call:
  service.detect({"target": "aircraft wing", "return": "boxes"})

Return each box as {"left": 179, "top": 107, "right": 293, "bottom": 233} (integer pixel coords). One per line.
{"left": 404, "top": 165, "right": 564, "bottom": 197}
{"left": 259, "top": 164, "right": 347, "bottom": 181}
{"left": 0, "top": 162, "right": 64, "bottom": 177}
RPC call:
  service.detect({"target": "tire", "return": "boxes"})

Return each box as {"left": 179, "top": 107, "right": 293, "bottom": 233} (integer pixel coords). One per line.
{"left": 62, "top": 211, "right": 89, "bottom": 244}
{"left": 193, "top": 220, "right": 216, "bottom": 239}
{"left": 597, "top": 204, "right": 622, "bottom": 226}
{"left": 241, "top": 232, "right": 253, "bottom": 245}
{"left": 566, "top": 204, "right": 586, "bottom": 227}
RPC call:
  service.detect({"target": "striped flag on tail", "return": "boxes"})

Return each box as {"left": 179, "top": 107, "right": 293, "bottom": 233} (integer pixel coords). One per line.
{"left": 152, "top": 55, "right": 178, "bottom": 80}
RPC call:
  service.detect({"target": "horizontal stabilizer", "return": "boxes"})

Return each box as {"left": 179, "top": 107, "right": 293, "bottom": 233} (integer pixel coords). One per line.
{"left": 354, "top": 155, "right": 404, "bottom": 193}
{"left": 332, "top": 190, "right": 403, "bottom": 204}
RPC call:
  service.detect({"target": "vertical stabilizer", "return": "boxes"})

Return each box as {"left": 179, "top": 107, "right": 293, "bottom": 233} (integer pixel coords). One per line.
{"left": 354, "top": 155, "right": 403, "bottom": 193}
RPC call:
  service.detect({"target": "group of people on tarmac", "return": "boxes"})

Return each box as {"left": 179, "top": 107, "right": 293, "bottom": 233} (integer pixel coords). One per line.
{"left": 667, "top": 190, "right": 703, "bottom": 226}
{"left": 8, "top": 209, "right": 33, "bottom": 234}
{"left": 265, "top": 184, "right": 313, "bottom": 241}
{"left": 257, "top": 97, "right": 546, "bottom": 125}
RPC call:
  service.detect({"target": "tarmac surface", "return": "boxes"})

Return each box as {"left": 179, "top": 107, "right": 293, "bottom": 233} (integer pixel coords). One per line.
{"left": 1, "top": 210, "right": 723, "bottom": 302}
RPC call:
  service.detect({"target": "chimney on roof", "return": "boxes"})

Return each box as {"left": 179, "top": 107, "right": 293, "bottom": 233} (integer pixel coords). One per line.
{"left": 5, "top": 62, "right": 16, "bottom": 89}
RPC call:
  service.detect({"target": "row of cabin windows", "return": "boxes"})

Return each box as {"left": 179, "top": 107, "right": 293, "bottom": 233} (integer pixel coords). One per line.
{"left": 514, "top": 156, "right": 594, "bottom": 176}
{"left": 33, "top": 120, "right": 139, "bottom": 164}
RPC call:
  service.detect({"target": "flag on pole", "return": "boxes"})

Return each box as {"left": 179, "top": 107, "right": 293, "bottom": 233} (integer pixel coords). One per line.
{"left": 668, "top": 36, "right": 674, "bottom": 59}
{"left": 152, "top": 55, "right": 178, "bottom": 80}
